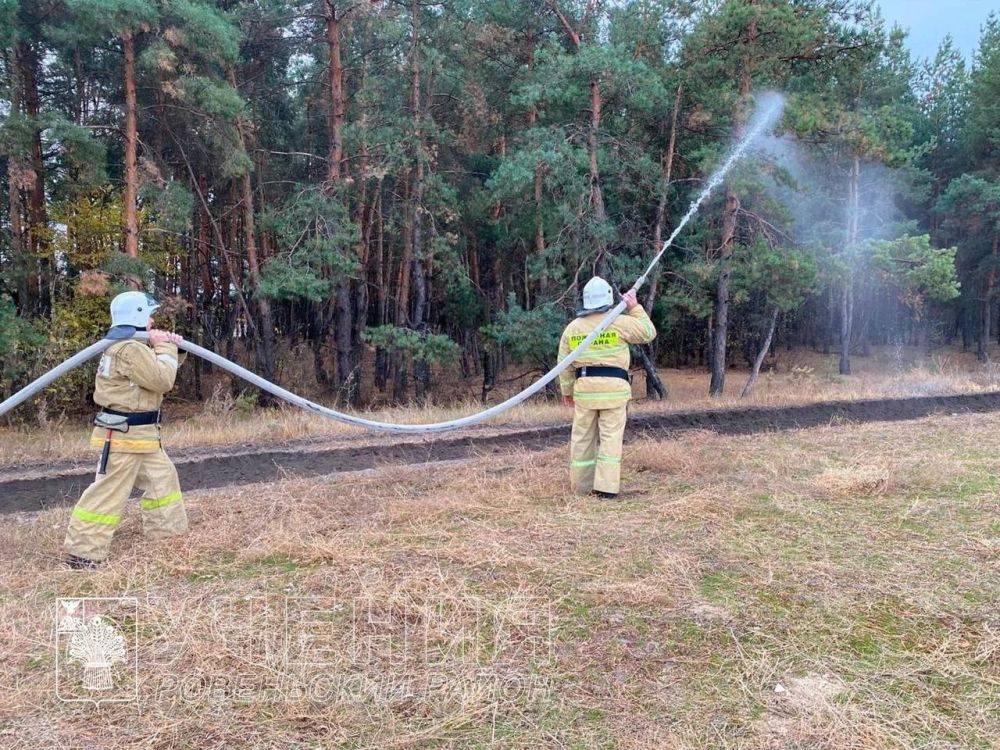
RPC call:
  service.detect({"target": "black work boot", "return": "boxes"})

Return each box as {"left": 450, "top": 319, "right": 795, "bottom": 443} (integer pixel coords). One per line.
{"left": 66, "top": 554, "right": 101, "bottom": 570}
{"left": 591, "top": 490, "right": 618, "bottom": 500}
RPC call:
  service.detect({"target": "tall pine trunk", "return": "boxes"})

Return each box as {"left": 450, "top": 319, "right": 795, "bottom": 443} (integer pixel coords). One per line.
{"left": 407, "top": 0, "right": 430, "bottom": 401}
{"left": 4, "top": 49, "right": 27, "bottom": 315}
{"left": 709, "top": 187, "right": 740, "bottom": 395}
{"left": 324, "top": 1, "right": 357, "bottom": 403}
{"left": 228, "top": 67, "right": 277, "bottom": 401}
{"left": 196, "top": 171, "right": 216, "bottom": 362}
{"left": 73, "top": 47, "right": 85, "bottom": 124}
{"left": 17, "top": 38, "right": 51, "bottom": 314}
{"left": 642, "top": 82, "right": 682, "bottom": 399}
{"left": 526, "top": 44, "right": 551, "bottom": 301}
{"left": 122, "top": 29, "right": 139, "bottom": 262}
{"left": 374, "top": 187, "right": 390, "bottom": 392}
{"left": 237, "top": 168, "right": 277, "bottom": 401}
{"left": 979, "top": 234, "right": 997, "bottom": 363}
{"left": 709, "top": 11, "right": 756, "bottom": 396}
{"left": 647, "top": 83, "right": 682, "bottom": 313}
{"left": 325, "top": 1, "right": 345, "bottom": 185}
{"left": 546, "top": 0, "right": 608, "bottom": 273}
{"left": 395, "top": 177, "right": 413, "bottom": 328}
{"left": 533, "top": 161, "right": 546, "bottom": 279}
{"left": 840, "top": 154, "right": 860, "bottom": 375}
{"left": 351, "top": 114, "right": 375, "bottom": 404}
{"left": 587, "top": 76, "right": 608, "bottom": 272}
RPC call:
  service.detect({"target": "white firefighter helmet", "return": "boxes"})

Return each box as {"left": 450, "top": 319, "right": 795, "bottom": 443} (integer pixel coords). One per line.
{"left": 581, "top": 276, "right": 614, "bottom": 311}
{"left": 110, "top": 291, "right": 160, "bottom": 328}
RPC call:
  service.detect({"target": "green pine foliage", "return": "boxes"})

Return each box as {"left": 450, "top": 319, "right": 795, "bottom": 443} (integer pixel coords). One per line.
{"left": 362, "top": 325, "right": 461, "bottom": 366}
{"left": 0, "top": 293, "right": 44, "bottom": 399}
{"left": 872, "top": 234, "right": 960, "bottom": 318}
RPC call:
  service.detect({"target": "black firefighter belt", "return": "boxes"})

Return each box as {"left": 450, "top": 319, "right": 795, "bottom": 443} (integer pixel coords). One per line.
{"left": 577, "top": 365, "right": 630, "bottom": 382}
{"left": 93, "top": 409, "right": 162, "bottom": 474}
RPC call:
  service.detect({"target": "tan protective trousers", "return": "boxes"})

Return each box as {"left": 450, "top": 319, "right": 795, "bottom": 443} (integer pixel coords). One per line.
{"left": 569, "top": 403, "right": 627, "bottom": 495}
{"left": 64, "top": 449, "right": 188, "bottom": 562}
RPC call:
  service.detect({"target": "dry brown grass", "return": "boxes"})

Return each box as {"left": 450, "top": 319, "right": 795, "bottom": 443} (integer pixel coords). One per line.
{"left": 0, "top": 410, "right": 997, "bottom": 748}
{"left": 5, "top": 344, "right": 1000, "bottom": 471}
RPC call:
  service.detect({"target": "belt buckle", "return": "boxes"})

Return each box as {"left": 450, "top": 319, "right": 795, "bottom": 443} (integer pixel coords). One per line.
{"left": 94, "top": 412, "right": 130, "bottom": 433}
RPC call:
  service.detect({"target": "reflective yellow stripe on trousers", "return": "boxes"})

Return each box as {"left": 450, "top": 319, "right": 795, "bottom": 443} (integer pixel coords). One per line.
{"left": 140, "top": 491, "right": 183, "bottom": 510}
{"left": 72, "top": 507, "right": 121, "bottom": 526}
{"left": 88, "top": 437, "right": 162, "bottom": 451}
{"left": 573, "top": 391, "right": 630, "bottom": 401}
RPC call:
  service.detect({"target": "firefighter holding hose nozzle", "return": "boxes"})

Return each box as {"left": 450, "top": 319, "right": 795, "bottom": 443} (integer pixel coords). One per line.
{"left": 64, "top": 291, "right": 190, "bottom": 569}
{"left": 559, "top": 278, "right": 657, "bottom": 499}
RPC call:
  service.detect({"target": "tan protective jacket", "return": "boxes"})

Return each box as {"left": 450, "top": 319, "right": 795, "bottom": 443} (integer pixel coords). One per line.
{"left": 89, "top": 340, "right": 185, "bottom": 453}
{"left": 558, "top": 304, "right": 657, "bottom": 410}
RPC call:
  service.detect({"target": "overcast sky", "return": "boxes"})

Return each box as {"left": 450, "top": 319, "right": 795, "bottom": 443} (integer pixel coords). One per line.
{"left": 877, "top": 0, "right": 999, "bottom": 62}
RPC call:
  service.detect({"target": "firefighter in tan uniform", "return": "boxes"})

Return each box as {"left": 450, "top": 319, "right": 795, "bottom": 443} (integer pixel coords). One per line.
{"left": 558, "top": 277, "right": 657, "bottom": 498}
{"left": 64, "top": 291, "right": 189, "bottom": 568}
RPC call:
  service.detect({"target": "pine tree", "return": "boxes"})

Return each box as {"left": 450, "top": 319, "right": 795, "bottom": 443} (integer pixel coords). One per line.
{"left": 937, "top": 14, "right": 1000, "bottom": 361}
{"left": 63, "top": 0, "right": 159, "bottom": 266}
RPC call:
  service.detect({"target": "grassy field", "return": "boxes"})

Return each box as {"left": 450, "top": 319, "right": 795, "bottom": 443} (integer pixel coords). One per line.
{"left": 0, "top": 409, "right": 996, "bottom": 748}
{"left": 4, "top": 344, "right": 1000, "bottom": 469}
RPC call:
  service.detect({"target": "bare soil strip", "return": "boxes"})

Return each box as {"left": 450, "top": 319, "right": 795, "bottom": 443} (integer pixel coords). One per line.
{"left": 3, "top": 390, "right": 999, "bottom": 514}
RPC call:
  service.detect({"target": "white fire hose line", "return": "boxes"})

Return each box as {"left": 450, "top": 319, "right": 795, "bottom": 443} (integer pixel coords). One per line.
{"left": 0, "top": 304, "right": 626, "bottom": 434}
{"left": 0, "top": 95, "right": 784, "bottom": 433}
